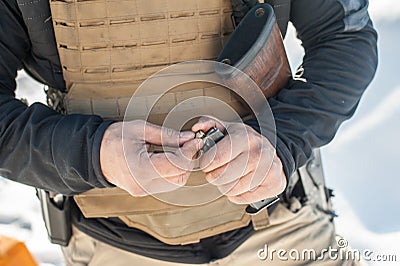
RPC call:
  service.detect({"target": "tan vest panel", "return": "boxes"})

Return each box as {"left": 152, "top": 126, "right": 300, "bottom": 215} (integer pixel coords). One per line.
{"left": 50, "top": 0, "right": 267, "bottom": 245}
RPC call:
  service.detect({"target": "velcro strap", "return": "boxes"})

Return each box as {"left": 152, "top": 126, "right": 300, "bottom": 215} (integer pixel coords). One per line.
{"left": 251, "top": 209, "right": 270, "bottom": 230}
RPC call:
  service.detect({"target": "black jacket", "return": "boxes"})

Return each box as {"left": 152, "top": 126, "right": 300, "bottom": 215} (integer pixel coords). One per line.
{"left": 0, "top": 0, "right": 377, "bottom": 263}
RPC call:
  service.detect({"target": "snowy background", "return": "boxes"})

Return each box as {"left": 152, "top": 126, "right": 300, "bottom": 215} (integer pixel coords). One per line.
{"left": 1, "top": 0, "right": 399, "bottom": 265}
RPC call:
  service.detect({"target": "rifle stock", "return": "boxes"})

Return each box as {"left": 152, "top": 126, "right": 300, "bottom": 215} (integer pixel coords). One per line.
{"left": 217, "top": 4, "right": 291, "bottom": 215}
{"left": 217, "top": 3, "right": 291, "bottom": 99}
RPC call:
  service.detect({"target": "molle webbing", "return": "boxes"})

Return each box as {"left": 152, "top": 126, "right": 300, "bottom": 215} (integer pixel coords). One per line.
{"left": 50, "top": 0, "right": 234, "bottom": 88}
{"left": 65, "top": 82, "right": 250, "bottom": 123}
{"left": 49, "top": 0, "right": 241, "bottom": 122}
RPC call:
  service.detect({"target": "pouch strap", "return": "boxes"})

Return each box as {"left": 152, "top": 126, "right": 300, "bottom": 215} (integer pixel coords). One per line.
{"left": 251, "top": 209, "right": 270, "bottom": 230}
{"left": 231, "top": 0, "right": 259, "bottom": 26}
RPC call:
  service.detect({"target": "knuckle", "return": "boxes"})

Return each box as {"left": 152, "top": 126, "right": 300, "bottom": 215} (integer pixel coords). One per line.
{"left": 248, "top": 134, "right": 261, "bottom": 151}
{"left": 276, "top": 173, "right": 287, "bottom": 194}
{"left": 242, "top": 156, "right": 258, "bottom": 175}
{"left": 222, "top": 183, "right": 241, "bottom": 197}
{"left": 275, "top": 157, "right": 283, "bottom": 170}
{"left": 128, "top": 184, "right": 146, "bottom": 197}
{"left": 267, "top": 171, "right": 286, "bottom": 195}
{"left": 164, "top": 127, "right": 176, "bottom": 138}
{"left": 276, "top": 182, "right": 286, "bottom": 195}
{"left": 229, "top": 193, "right": 252, "bottom": 204}
{"left": 271, "top": 159, "right": 283, "bottom": 176}
{"left": 205, "top": 171, "right": 218, "bottom": 183}
{"left": 132, "top": 119, "right": 145, "bottom": 128}
{"left": 129, "top": 176, "right": 148, "bottom": 196}
{"left": 177, "top": 173, "right": 190, "bottom": 186}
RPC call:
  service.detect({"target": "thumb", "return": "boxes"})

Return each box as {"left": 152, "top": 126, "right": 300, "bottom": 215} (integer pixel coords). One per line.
{"left": 141, "top": 122, "right": 194, "bottom": 147}
{"left": 192, "top": 116, "right": 226, "bottom": 133}
{"left": 179, "top": 138, "right": 204, "bottom": 160}
{"left": 166, "top": 138, "right": 204, "bottom": 170}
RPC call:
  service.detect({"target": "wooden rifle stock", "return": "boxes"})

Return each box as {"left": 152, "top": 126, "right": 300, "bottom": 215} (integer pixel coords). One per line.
{"left": 217, "top": 4, "right": 291, "bottom": 99}
{"left": 217, "top": 4, "right": 291, "bottom": 215}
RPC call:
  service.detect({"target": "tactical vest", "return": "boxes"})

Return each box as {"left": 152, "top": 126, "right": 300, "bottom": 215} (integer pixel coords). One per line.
{"left": 18, "top": 0, "right": 292, "bottom": 245}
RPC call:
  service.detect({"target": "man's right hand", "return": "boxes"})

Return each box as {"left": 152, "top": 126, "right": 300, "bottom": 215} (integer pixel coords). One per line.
{"left": 100, "top": 120, "right": 203, "bottom": 197}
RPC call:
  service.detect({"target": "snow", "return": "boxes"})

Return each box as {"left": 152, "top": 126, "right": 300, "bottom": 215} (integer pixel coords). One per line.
{"left": 1, "top": 3, "right": 400, "bottom": 266}
{"left": 0, "top": 179, "right": 64, "bottom": 265}
{"left": 369, "top": 0, "right": 400, "bottom": 22}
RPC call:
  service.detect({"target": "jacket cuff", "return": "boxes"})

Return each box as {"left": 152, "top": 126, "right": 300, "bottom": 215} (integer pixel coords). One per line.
{"left": 275, "top": 136, "right": 295, "bottom": 181}
{"left": 92, "top": 120, "right": 117, "bottom": 188}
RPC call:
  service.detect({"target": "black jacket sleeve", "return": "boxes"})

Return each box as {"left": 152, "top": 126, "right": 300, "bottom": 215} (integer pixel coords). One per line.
{"left": 248, "top": 0, "right": 378, "bottom": 179}
{"left": 0, "top": 0, "right": 114, "bottom": 195}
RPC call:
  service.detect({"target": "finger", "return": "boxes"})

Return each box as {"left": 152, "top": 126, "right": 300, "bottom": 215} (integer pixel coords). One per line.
{"left": 131, "top": 172, "right": 190, "bottom": 196}
{"left": 199, "top": 133, "right": 243, "bottom": 172}
{"left": 227, "top": 185, "right": 280, "bottom": 205}
{"left": 147, "top": 172, "right": 190, "bottom": 193}
{"left": 192, "top": 116, "right": 226, "bottom": 133}
{"left": 141, "top": 122, "right": 194, "bottom": 146}
{"left": 179, "top": 138, "right": 204, "bottom": 159}
{"left": 227, "top": 191, "right": 262, "bottom": 205}
{"left": 248, "top": 149, "right": 277, "bottom": 189}
{"left": 126, "top": 150, "right": 191, "bottom": 195}
{"left": 204, "top": 153, "right": 252, "bottom": 186}
{"left": 218, "top": 171, "right": 261, "bottom": 197}
{"left": 205, "top": 134, "right": 272, "bottom": 192}
{"left": 167, "top": 138, "right": 204, "bottom": 170}
{"left": 121, "top": 178, "right": 148, "bottom": 197}
{"left": 148, "top": 138, "right": 203, "bottom": 176}
{"left": 164, "top": 172, "right": 190, "bottom": 187}
{"left": 147, "top": 153, "right": 185, "bottom": 177}
{"left": 227, "top": 165, "right": 286, "bottom": 204}
{"left": 206, "top": 128, "right": 274, "bottom": 188}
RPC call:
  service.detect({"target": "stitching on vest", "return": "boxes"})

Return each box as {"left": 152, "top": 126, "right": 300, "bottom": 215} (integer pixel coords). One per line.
{"left": 110, "top": 19, "right": 136, "bottom": 25}
{"left": 199, "top": 9, "right": 220, "bottom": 16}
{"left": 55, "top": 21, "right": 75, "bottom": 27}
{"left": 140, "top": 15, "right": 166, "bottom": 22}
{"left": 170, "top": 12, "right": 196, "bottom": 19}
{"left": 79, "top": 21, "right": 105, "bottom": 27}
{"left": 124, "top": 208, "right": 247, "bottom": 230}
{"left": 112, "top": 43, "right": 138, "bottom": 49}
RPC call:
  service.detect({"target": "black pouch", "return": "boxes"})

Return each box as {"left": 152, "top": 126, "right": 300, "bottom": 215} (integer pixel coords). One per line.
{"left": 37, "top": 189, "right": 72, "bottom": 246}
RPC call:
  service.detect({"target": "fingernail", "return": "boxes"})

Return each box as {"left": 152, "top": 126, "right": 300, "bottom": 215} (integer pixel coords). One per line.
{"left": 180, "top": 131, "right": 194, "bottom": 140}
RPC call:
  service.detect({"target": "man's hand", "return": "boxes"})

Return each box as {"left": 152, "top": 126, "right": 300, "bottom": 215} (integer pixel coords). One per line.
{"left": 192, "top": 117, "right": 286, "bottom": 204}
{"left": 100, "top": 120, "right": 203, "bottom": 197}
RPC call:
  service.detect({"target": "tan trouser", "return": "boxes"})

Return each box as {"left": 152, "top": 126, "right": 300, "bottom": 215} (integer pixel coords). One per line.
{"left": 61, "top": 201, "right": 363, "bottom": 266}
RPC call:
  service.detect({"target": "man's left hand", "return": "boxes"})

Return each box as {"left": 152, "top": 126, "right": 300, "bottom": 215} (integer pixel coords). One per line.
{"left": 192, "top": 117, "right": 287, "bottom": 204}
